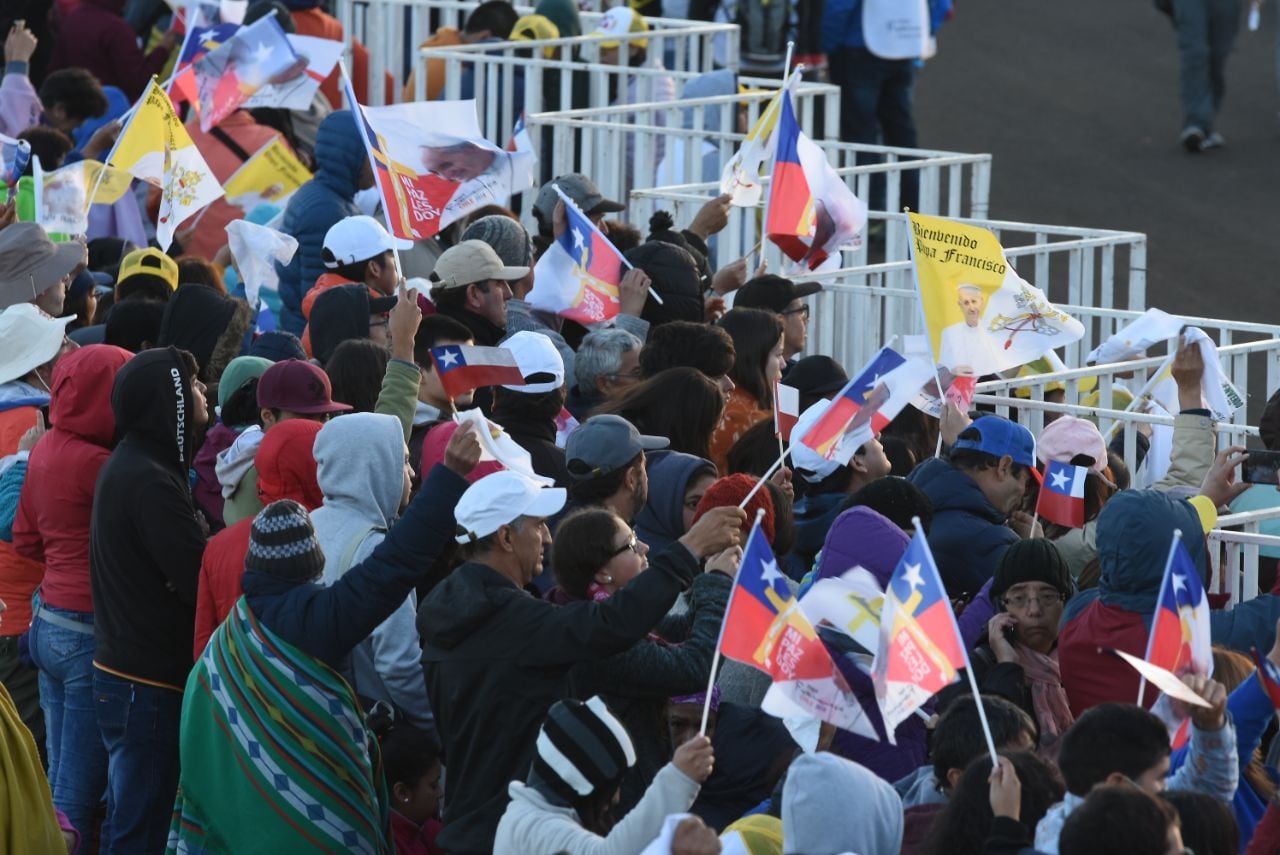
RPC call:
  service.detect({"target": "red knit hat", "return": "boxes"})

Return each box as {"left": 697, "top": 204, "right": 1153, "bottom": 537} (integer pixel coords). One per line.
{"left": 692, "top": 473, "right": 776, "bottom": 544}
{"left": 256, "top": 419, "right": 324, "bottom": 510}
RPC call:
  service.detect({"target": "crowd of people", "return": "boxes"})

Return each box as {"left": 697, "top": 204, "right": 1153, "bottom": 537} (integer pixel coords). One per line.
{"left": 0, "top": 0, "right": 1278, "bottom": 854}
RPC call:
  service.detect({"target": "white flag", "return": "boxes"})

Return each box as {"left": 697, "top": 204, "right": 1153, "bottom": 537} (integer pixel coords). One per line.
{"left": 225, "top": 219, "right": 296, "bottom": 311}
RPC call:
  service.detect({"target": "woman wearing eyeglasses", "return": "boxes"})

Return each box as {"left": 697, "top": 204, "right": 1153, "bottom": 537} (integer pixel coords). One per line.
{"left": 971, "top": 538, "right": 1076, "bottom": 759}
{"left": 547, "top": 507, "right": 739, "bottom": 817}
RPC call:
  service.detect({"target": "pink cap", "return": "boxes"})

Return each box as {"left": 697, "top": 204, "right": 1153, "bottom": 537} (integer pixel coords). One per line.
{"left": 1036, "top": 416, "right": 1108, "bottom": 472}
{"left": 420, "top": 419, "right": 504, "bottom": 484}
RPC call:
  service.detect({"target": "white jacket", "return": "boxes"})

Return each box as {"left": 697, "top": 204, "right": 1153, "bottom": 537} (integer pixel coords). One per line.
{"left": 493, "top": 762, "right": 700, "bottom": 855}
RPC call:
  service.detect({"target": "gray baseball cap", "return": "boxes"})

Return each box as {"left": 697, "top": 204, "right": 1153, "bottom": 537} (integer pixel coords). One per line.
{"left": 533, "top": 174, "right": 626, "bottom": 228}
{"left": 565, "top": 414, "right": 669, "bottom": 480}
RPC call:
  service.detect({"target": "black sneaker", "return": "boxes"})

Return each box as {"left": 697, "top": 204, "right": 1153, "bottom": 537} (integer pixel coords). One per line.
{"left": 1180, "top": 126, "right": 1206, "bottom": 152}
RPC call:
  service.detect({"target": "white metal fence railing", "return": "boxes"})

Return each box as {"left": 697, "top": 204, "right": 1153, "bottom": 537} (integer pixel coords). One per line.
{"left": 1209, "top": 507, "right": 1280, "bottom": 606}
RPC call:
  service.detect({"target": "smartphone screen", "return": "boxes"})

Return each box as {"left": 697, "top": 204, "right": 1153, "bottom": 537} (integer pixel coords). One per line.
{"left": 1243, "top": 449, "right": 1280, "bottom": 485}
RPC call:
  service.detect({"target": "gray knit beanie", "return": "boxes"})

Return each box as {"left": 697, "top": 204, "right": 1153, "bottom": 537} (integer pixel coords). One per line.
{"left": 245, "top": 500, "right": 326, "bottom": 582}
{"left": 461, "top": 215, "right": 533, "bottom": 267}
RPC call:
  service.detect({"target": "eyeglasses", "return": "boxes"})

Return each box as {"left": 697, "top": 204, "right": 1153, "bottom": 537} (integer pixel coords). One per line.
{"left": 780, "top": 304, "right": 810, "bottom": 319}
{"left": 1001, "top": 592, "right": 1067, "bottom": 610}
{"left": 609, "top": 531, "right": 643, "bottom": 559}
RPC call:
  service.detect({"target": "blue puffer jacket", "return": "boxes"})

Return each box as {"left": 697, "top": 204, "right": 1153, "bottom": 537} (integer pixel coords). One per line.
{"left": 276, "top": 110, "right": 367, "bottom": 335}
{"left": 908, "top": 457, "right": 1016, "bottom": 598}
{"left": 821, "top": 0, "right": 953, "bottom": 55}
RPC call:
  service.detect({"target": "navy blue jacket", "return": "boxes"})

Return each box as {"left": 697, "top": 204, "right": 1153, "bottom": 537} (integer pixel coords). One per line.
{"left": 821, "top": 0, "right": 952, "bottom": 55}
{"left": 276, "top": 110, "right": 367, "bottom": 335}
{"left": 242, "top": 464, "right": 467, "bottom": 667}
{"left": 785, "top": 490, "right": 844, "bottom": 581}
{"left": 908, "top": 457, "right": 1016, "bottom": 598}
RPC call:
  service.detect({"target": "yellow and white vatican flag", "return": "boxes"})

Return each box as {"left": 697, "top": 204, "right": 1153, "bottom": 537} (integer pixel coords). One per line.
{"left": 719, "top": 71, "right": 799, "bottom": 207}
{"left": 108, "top": 79, "right": 224, "bottom": 249}
{"left": 908, "top": 211, "right": 1084, "bottom": 382}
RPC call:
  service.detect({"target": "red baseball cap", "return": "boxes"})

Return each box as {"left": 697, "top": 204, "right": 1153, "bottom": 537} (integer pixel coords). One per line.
{"left": 256, "top": 359, "right": 353, "bottom": 415}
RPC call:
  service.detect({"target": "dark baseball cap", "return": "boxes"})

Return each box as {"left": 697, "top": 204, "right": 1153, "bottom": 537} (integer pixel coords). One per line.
{"left": 953, "top": 415, "right": 1036, "bottom": 468}
{"left": 565, "top": 414, "right": 669, "bottom": 480}
{"left": 256, "top": 359, "right": 353, "bottom": 415}
{"left": 785, "top": 355, "right": 848, "bottom": 397}
{"left": 533, "top": 174, "right": 625, "bottom": 227}
{"left": 734, "top": 275, "right": 822, "bottom": 314}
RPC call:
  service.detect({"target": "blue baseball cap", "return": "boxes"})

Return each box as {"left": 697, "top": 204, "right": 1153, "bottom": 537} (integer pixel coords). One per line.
{"left": 952, "top": 415, "right": 1036, "bottom": 468}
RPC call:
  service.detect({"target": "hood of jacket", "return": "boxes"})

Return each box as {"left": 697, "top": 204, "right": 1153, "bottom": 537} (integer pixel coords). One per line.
{"left": 815, "top": 506, "right": 909, "bottom": 588}
{"left": 257, "top": 418, "right": 324, "bottom": 509}
{"left": 313, "top": 110, "right": 367, "bottom": 200}
{"left": 1095, "top": 488, "right": 1206, "bottom": 614}
{"left": 635, "top": 450, "right": 716, "bottom": 553}
{"left": 312, "top": 412, "right": 404, "bottom": 529}
{"left": 419, "top": 561, "right": 525, "bottom": 649}
{"left": 111, "top": 346, "right": 201, "bottom": 469}
{"left": 49, "top": 344, "right": 131, "bottom": 448}
{"left": 216, "top": 425, "right": 263, "bottom": 497}
{"left": 783, "top": 753, "right": 904, "bottom": 855}
{"left": 626, "top": 241, "right": 705, "bottom": 327}
{"left": 157, "top": 285, "right": 253, "bottom": 383}
{"left": 309, "top": 284, "right": 373, "bottom": 365}
{"left": 679, "top": 69, "right": 736, "bottom": 131}
{"left": 909, "top": 457, "right": 1006, "bottom": 524}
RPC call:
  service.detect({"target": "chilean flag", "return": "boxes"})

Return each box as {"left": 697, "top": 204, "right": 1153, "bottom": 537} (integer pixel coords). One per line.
{"left": 171, "top": 22, "right": 240, "bottom": 103}
{"left": 774, "top": 381, "right": 800, "bottom": 441}
{"left": 1145, "top": 534, "right": 1211, "bottom": 678}
{"left": 797, "top": 347, "right": 932, "bottom": 465}
{"left": 190, "top": 14, "right": 299, "bottom": 131}
{"left": 429, "top": 344, "right": 525, "bottom": 401}
{"left": 527, "top": 186, "right": 626, "bottom": 325}
{"left": 765, "top": 90, "right": 866, "bottom": 270}
{"left": 1036, "top": 460, "right": 1088, "bottom": 528}
{"left": 872, "top": 530, "right": 969, "bottom": 733}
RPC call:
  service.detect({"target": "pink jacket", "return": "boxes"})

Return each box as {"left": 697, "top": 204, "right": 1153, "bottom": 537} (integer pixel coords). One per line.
{"left": 0, "top": 65, "right": 41, "bottom": 138}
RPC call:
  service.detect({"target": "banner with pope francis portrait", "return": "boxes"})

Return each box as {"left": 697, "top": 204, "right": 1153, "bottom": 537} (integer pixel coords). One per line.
{"left": 907, "top": 212, "right": 1084, "bottom": 381}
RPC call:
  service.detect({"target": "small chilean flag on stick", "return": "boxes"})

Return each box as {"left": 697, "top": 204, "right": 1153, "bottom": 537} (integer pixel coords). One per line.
{"left": 1036, "top": 460, "right": 1088, "bottom": 528}
{"left": 527, "top": 185, "right": 629, "bottom": 325}
{"left": 429, "top": 344, "right": 525, "bottom": 401}
{"left": 774, "top": 381, "right": 800, "bottom": 441}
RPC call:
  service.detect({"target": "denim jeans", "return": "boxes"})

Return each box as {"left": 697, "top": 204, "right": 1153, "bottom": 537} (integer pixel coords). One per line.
{"left": 828, "top": 46, "right": 920, "bottom": 213}
{"left": 1171, "top": 0, "right": 1243, "bottom": 132}
{"left": 28, "top": 595, "right": 106, "bottom": 844}
{"left": 94, "top": 670, "right": 182, "bottom": 854}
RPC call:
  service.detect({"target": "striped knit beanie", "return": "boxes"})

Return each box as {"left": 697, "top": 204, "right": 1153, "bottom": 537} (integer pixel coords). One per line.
{"left": 245, "top": 500, "right": 326, "bottom": 581}
{"left": 528, "top": 696, "right": 637, "bottom": 806}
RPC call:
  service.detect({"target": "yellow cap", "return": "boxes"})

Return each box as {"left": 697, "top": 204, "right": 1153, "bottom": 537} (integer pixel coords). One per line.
{"left": 117, "top": 247, "right": 179, "bottom": 292}
{"left": 511, "top": 15, "right": 560, "bottom": 58}
{"left": 591, "top": 6, "right": 648, "bottom": 49}
{"left": 1011, "top": 357, "right": 1099, "bottom": 400}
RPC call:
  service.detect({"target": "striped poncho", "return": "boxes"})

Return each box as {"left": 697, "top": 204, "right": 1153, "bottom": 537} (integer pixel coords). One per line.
{"left": 167, "top": 598, "right": 390, "bottom": 854}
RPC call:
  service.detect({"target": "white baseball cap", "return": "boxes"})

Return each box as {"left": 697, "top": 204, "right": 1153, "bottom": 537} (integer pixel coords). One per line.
{"left": 0, "top": 303, "right": 73, "bottom": 386}
{"left": 501, "top": 331, "right": 565, "bottom": 394}
{"left": 322, "top": 215, "right": 412, "bottom": 268}
{"left": 790, "top": 400, "right": 842, "bottom": 483}
{"left": 455, "top": 470, "right": 567, "bottom": 543}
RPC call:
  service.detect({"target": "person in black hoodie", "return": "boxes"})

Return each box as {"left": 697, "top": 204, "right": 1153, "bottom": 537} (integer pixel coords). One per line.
{"left": 89, "top": 346, "right": 210, "bottom": 853}
{"left": 308, "top": 283, "right": 398, "bottom": 366}
{"left": 155, "top": 284, "right": 255, "bottom": 391}
{"left": 418, "top": 471, "right": 745, "bottom": 854}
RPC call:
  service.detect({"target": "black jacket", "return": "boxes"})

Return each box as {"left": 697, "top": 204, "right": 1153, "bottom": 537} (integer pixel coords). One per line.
{"left": 488, "top": 403, "right": 571, "bottom": 488}
{"left": 90, "top": 348, "right": 208, "bottom": 689}
{"left": 243, "top": 464, "right": 467, "bottom": 668}
{"left": 418, "top": 541, "right": 699, "bottom": 854}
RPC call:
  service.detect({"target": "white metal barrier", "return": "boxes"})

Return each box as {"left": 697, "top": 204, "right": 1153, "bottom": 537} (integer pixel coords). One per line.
{"left": 1209, "top": 506, "right": 1280, "bottom": 605}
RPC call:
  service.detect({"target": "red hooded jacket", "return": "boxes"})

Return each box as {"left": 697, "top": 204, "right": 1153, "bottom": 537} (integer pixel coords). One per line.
{"left": 193, "top": 418, "right": 323, "bottom": 657}
{"left": 14, "top": 345, "right": 132, "bottom": 614}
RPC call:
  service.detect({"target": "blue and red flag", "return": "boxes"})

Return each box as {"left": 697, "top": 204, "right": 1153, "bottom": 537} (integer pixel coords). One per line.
{"left": 429, "top": 344, "right": 525, "bottom": 401}
{"left": 0, "top": 133, "right": 30, "bottom": 188}
{"left": 796, "top": 346, "right": 932, "bottom": 464}
{"left": 872, "top": 529, "right": 968, "bottom": 732}
{"left": 170, "top": 23, "right": 240, "bottom": 103}
{"left": 1144, "top": 533, "right": 1212, "bottom": 678}
{"left": 764, "top": 91, "right": 866, "bottom": 270}
{"left": 190, "top": 14, "right": 299, "bottom": 131}
{"left": 1037, "top": 460, "right": 1088, "bottom": 528}
{"left": 719, "top": 519, "right": 871, "bottom": 730}
{"left": 527, "top": 186, "right": 626, "bottom": 325}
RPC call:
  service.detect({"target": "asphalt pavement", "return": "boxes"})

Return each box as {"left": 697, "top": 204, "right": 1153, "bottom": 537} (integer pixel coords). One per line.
{"left": 912, "top": 0, "right": 1280, "bottom": 322}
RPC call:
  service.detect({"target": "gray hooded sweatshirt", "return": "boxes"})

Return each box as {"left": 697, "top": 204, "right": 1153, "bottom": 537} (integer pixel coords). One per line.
{"left": 782, "top": 753, "right": 904, "bottom": 855}
{"left": 311, "top": 412, "right": 433, "bottom": 730}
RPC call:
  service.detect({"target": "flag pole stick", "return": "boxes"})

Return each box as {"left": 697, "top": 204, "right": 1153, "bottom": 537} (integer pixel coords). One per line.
{"left": 963, "top": 662, "right": 1000, "bottom": 767}
{"left": 1137, "top": 529, "right": 1184, "bottom": 705}
{"left": 699, "top": 507, "right": 768, "bottom": 736}
{"left": 338, "top": 61, "right": 408, "bottom": 273}
{"left": 739, "top": 447, "right": 791, "bottom": 509}
{"left": 901, "top": 207, "right": 950, "bottom": 458}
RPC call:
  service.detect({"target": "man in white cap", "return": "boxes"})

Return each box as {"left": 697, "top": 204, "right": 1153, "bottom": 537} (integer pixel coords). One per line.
{"left": 938, "top": 283, "right": 1000, "bottom": 377}
{"left": 0, "top": 303, "right": 75, "bottom": 454}
{"left": 491, "top": 330, "right": 572, "bottom": 486}
{"left": 418, "top": 470, "right": 744, "bottom": 854}
{"left": 0, "top": 222, "right": 86, "bottom": 316}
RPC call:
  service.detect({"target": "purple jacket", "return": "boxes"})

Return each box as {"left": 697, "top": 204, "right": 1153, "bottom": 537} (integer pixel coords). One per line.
{"left": 48, "top": 0, "right": 172, "bottom": 99}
